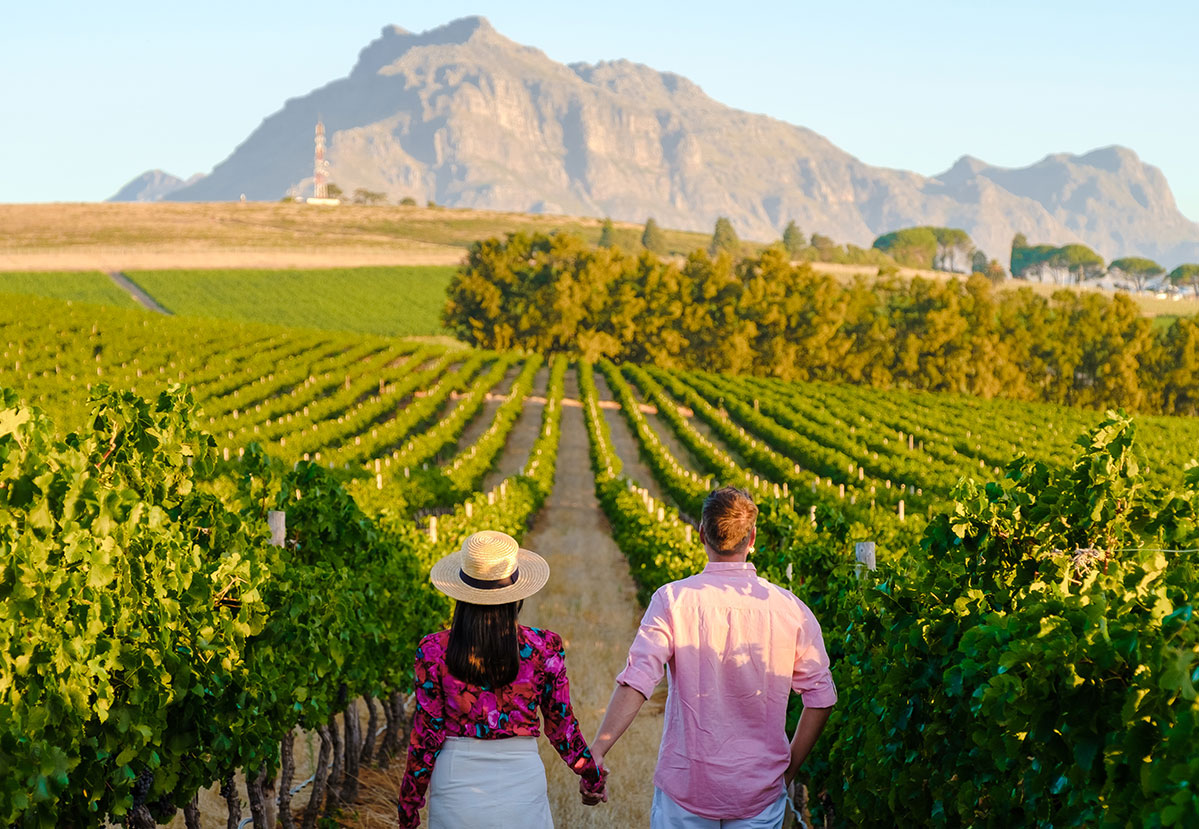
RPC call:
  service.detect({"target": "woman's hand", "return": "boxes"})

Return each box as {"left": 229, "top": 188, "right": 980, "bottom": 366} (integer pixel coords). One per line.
{"left": 580, "top": 757, "right": 609, "bottom": 806}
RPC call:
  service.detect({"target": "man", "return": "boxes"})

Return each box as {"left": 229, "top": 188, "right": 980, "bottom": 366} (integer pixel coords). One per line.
{"left": 586, "top": 486, "right": 836, "bottom": 827}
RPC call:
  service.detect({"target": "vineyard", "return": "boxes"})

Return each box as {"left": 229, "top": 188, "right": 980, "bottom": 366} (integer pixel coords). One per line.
{"left": 0, "top": 271, "right": 143, "bottom": 309}
{"left": 0, "top": 267, "right": 457, "bottom": 338}
{"left": 2, "top": 291, "right": 1198, "bottom": 826}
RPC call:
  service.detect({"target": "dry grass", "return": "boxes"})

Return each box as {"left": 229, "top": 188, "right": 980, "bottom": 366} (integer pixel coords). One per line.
{"left": 516, "top": 373, "right": 666, "bottom": 828}
{"left": 1008, "top": 278, "right": 1199, "bottom": 316}
{"left": 811, "top": 261, "right": 1199, "bottom": 318}
{"left": 164, "top": 726, "right": 326, "bottom": 829}
{"left": 9, "top": 201, "right": 1185, "bottom": 318}
{"left": 0, "top": 245, "right": 465, "bottom": 271}
{"left": 0, "top": 202, "right": 709, "bottom": 271}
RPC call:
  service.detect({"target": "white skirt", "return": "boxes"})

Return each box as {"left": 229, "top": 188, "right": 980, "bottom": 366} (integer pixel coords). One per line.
{"left": 428, "top": 736, "right": 553, "bottom": 829}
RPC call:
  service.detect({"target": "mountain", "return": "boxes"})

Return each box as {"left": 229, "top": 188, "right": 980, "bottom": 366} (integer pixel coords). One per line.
{"left": 109, "top": 170, "right": 205, "bottom": 202}
{"left": 158, "top": 16, "right": 1199, "bottom": 268}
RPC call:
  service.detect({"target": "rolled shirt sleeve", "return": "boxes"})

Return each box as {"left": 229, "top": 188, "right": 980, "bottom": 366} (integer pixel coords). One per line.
{"left": 615, "top": 587, "right": 673, "bottom": 699}
{"left": 791, "top": 598, "right": 837, "bottom": 708}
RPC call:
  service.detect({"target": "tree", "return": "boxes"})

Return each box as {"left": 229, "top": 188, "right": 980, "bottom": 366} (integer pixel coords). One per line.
{"left": 352, "top": 188, "right": 387, "bottom": 205}
{"left": 641, "top": 218, "right": 667, "bottom": 255}
{"left": 984, "top": 259, "right": 1007, "bottom": 284}
{"left": 873, "top": 227, "right": 937, "bottom": 268}
{"left": 872, "top": 227, "right": 946, "bottom": 270}
{"left": 782, "top": 221, "right": 806, "bottom": 258}
{"left": 1013, "top": 243, "right": 1058, "bottom": 281}
{"left": 809, "top": 233, "right": 836, "bottom": 252}
{"left": 1054, "top": 244, "right": 1105, "bottom": 284}
{"left": 872, "top": 227, "right": 974, "bottom": 271}
{"left": 971, "top": 250, "right": 988, "bottom": 274}
{"left": 1168, "top": 264, "right": 1199, "bottom": 297}
{"left": 709, "top": 217, "right": 740, "bottom": 256}
{"left": 325, "top": 183, "right": 343, "bottom": 199}
{"left": 1011, "top": 235, "right": 1096, "bottom": 283}
{"left": 398, "top": 196, "right": 417, "bottom": 206}
{"left": 598, "top": 218, "right": 616, "bottom": 248}
{"left": 1010, "top": 233, "right": 1031, "bottom": 277}
{"left": 932, "top": 228, "right": 973, "bottom": 273}
{"left": 1109, "top": 257, "right": 1165, "bottom": 292}
{"left": 1158, "top": 317, "right": 1199, "bottom": 413}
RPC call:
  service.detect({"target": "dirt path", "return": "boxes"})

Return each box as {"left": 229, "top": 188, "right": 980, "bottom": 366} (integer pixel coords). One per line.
{"left": 519, "top": 369, "right": 665, "bottom": 827}
{"left": 448, "top": 361, "right": 524, "bottom": 455}
{"left": 658, "top": 382, "right": 758, "bottom": 471}
{"left": 593, "top": 372, "right": 668, "bottom": 503}
{"left": 621, "top": 377, "right": 705, "bottom": 477}
{"left": 107, "top": 270, "right": 171, "bottom": 314}
{"left": 481, "top": 364, "right": 549, "bottom": 490}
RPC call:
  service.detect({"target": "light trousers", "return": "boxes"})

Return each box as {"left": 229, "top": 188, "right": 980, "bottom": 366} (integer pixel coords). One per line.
{"left": 651, "top": 787, "right": 788, "bottom": 829}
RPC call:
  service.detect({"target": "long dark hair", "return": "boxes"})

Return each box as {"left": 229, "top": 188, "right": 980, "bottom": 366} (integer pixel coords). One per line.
{"left": 445, "top": 600, "right": 523, "bottom": 687}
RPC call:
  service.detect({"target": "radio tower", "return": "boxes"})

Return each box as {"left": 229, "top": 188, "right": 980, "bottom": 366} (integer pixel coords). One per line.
{"left": 313, "top": 120, "right": 329, "bottom": 199}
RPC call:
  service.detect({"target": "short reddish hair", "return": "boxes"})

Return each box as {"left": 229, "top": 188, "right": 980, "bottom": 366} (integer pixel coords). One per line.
{"left": 701, "top": 487, "right": 758, "bottom": 556}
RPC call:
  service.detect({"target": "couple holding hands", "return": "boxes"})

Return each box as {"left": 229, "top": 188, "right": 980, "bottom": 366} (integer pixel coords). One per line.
{"left": 398, "top": 487, "right": 836, "bottom": 828}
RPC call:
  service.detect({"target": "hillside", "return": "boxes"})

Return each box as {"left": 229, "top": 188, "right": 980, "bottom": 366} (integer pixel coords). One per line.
{"left": 108, "top": 169, "right": 205, "bottom": 202}
{"left": 142, "top": 16, "right": 1199, "bottom": 268}
{"left": 0, "top": 201, "right": 702, "bottom": 270}
{"left": 4, "top": 203, "right": 1197, "bottom": 322}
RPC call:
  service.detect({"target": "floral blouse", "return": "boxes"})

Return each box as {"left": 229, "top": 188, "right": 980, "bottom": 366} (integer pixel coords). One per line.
{"left": 397, "top": 625, "right": 604, "bottom": 827}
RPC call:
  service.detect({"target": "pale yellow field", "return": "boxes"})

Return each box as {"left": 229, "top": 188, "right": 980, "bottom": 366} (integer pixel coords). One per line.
{"left": 3, "top": 202, "right": 1191, "bottom": 317}
{"left": 0, "top": 202, "right": 700, "bottom": 270}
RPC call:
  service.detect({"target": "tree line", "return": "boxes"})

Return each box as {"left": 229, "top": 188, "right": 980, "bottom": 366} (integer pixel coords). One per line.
{"left": 1011, "top": 233, "right": 1199, "bottom": 292}
{"left": 871, "top": 225, "right": 1003, "bottom": 276}
{"left": 870, "top": 225, "right": 1199, "bottom": 294}
{"left": 443, "top": 231, "right": 1199, "bottom": 414}
{"left": 873, "top": 226, "right": 1199, "bottom": 294}
{"left": 601, "top": 215, "right": 897, "bottom": 267}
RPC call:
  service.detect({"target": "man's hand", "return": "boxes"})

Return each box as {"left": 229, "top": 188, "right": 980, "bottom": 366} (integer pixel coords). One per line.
{"left": 784, "top": 756, "right": 800, "bottom": 788}
{"left": 580, "top": 758, "right": 609, "bottom": 806}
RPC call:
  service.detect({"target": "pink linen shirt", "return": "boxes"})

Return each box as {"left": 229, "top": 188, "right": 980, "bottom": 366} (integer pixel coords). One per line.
{"left": 615, "top": 561, "right": 837, "bottom": 820}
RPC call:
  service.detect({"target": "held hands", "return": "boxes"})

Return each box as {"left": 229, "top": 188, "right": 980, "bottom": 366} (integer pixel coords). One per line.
{"left": 580, "top": 755, "right": 609, "bottom": 806}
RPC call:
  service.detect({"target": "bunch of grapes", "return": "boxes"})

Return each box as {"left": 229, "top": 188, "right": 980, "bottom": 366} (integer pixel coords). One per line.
{"left": 148, "top": 795, "right": 177, "bottom": 823}
{"left": 131, "top": 769, "right": 153, "bottom": 806}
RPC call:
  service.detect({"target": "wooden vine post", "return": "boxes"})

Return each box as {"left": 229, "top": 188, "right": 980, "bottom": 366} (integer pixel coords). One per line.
{"left": 855, "top": 542, "right": 877, "bottom": 579}
{"left": 268, "top": 509, "right": 298, "bottom": 829}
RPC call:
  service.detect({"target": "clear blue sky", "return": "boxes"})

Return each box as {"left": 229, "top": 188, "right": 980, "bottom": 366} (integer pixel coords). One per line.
{"left": 3, "top": 1, "right": 1196, "bottom": 219}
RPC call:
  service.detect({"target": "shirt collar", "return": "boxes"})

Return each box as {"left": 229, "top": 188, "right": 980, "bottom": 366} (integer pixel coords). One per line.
{"left": 702, "top": 561, "right": 757, "bottom": 575}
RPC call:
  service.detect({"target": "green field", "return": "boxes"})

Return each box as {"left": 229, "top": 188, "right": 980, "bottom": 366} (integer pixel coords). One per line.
{"left": 127, "top": 266, "right": 456, "bottom": 335}
{"left": 0, "top": 271, "right": 142, "bottom": 308}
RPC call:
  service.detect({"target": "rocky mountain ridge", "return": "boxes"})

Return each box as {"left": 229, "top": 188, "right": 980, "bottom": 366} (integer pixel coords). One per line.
{"left": 129, "top": 16, "right": 1198, "bottom": 267}
{"left": 109, "top": 170, "right": 205, "bottom": 202}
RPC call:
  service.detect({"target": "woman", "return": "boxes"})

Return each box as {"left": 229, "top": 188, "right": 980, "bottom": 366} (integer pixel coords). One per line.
{"left": 398, "top": 530, "right": 607, "bottom": 828}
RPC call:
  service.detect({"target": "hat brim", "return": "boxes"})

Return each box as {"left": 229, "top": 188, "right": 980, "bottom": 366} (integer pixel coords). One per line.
{"left": 429, "top": 547, "right": 550, "bottom": 605}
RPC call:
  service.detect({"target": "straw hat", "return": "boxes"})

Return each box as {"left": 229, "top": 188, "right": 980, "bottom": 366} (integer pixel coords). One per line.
{"left": 429, "top": 530, "right": 550, "bottom": 604}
